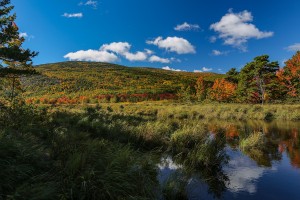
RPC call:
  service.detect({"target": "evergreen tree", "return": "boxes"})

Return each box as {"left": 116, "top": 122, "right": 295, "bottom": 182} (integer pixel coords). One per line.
{"left": 225, "top": 68, "right": 239, "bottom": 84}
{"left": 0, "top": 0, "right": 38, "bottom": 103}
{"left": 237, "top": 55, "right": 279, "bottom": 104}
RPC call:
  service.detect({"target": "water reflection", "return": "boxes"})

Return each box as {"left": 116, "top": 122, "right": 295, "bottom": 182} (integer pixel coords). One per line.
{"left": 224, "top": 148, "right": 277, "bottom": 194}
{"left": 158, "top": 120, "right": 300, "bottom": 199}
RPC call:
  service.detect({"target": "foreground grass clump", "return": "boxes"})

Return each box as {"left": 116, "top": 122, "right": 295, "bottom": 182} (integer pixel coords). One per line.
{"left": 0, "top": 104, "right": 158, "bottom": 199}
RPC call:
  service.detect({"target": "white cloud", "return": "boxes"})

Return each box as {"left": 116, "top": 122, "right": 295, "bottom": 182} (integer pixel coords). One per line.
{"left": 100, "top": 42, "right": 131, "bottom": 54}
{"left": 62, "top": 13, "right": 83, "bottom": 18}
{"left": 210, "top": 9, "right": 273, "bottom": 51}
{"left": 149, "top": 55, "right": 170, "bottom": 63}
{"left": 212, "top": 50, "right": 228, "bottom": 56}
{"left": 64, "top": 49, "right": 118, "bottom": 62}
{"left": 162, "top": 66, "right": 185, "bottom": 72}
{"left": 79, "top": 0, "right": 98, "bottom": 8}
{"left": 19, "top": 32, "right": 34, "bottom": 40}
{"left": 65, "top": 41, "right": 150, "bottom": 62}
{"left": 285, "top": 43, "right": 300, "bottom": 51}
{"left": 100, "top": 42, "right": 148, "bottom": 61}
{"left": 194, "top": 67, "right": 213, "bottom": 73}
{"left": 147, "top": 36, "right": 196, "bottom": 54}
{"left": 174, "top": 22, "right": 200, "bottom": 31}
{"left": 123, "top": 52, "right": 147, "bottom": 61}
{"left": 203, "top": 67, "right": 212, "bottom": 72}
{"left": 19, "top": 32, "right": 28, "bottom": 38}
{"left": 171, "top": 57, "right": 181, "bottom": 62}
{"left": 145, "top": 49, "right": 154, "bottom": 55}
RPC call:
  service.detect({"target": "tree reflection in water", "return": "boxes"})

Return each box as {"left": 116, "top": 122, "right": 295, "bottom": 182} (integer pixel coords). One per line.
{"left": 158, "top": 120, "right": 300, "bottom": 199}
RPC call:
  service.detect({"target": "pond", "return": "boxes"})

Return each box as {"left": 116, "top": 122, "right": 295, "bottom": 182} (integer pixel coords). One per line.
{"left": 158, "top": 120, "right": 300, "bottom": 200}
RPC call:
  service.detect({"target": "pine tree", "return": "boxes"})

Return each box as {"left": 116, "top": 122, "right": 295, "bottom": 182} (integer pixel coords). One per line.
{"left": 237, "top": 55, "right": 279, "bottom": 104}
{"left": 0, "top": 0, "right": 38, "bottom": 103}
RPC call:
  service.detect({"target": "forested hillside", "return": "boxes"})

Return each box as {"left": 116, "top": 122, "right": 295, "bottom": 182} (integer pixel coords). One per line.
{"left": 21, "top": 61, "right": 223, "bottom": 103}
{"left": 2, "top": 52, "right": 299, "bottom": 105}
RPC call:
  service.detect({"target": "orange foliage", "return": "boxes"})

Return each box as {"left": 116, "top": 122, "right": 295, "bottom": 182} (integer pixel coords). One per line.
{"left": 277, "top": 51, "right": 300, "bottom": 97}
{"left": 209, "top": 78, "right": 237, "bottom": 102}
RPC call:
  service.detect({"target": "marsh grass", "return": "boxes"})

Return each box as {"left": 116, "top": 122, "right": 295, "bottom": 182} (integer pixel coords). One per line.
{"left": 86, "top": 102, "right": 300, "bottom": 121}
{"left": 1, "top": 101, "right": 299, "bottom": 199}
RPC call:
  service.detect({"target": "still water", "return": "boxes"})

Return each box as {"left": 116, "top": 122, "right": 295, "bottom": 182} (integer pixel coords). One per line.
{"left": 158, "top": 120, "right": 300, "bottom": 200}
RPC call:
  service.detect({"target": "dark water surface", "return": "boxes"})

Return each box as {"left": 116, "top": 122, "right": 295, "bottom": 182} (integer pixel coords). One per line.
{"left": 158, "top": 120, "right": 300, "bottom": 200}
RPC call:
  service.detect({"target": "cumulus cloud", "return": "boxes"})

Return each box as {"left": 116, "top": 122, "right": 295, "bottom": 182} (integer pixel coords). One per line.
{"left": 210, "top": 9, "right": 273, "bottom": 51}
{"left": 100, "top": 42, "right": 131, "bottom": 54}
{"left": 100, "top": 42, "right": 148, "bottom": 61}
{"left": 64, "top": 49, "right": 118, "bottom": 62}
{"left": 147, "top": 36, "right": 196, "bottom": 54}
{"left": 162, "top": 66, "right": 185, "bottom": 72}
{"left": 212, "top": 50, "right": 228, "bottom": 56}
{"left": 64, "top": 41, "right": 150, "bottom": 62}
{"left": 174, "top": 22, "right": 200, "bottom": 31}
{"left": 149, "top": 55, "right": 170, "bottom": 63}
{"left": 285, "top": 43, "right": 300, "bottom": 51}
{"left": 194, "top": 67, "right": 213, "bottom": 73}
{"left": 123, "top": 52, "right": 147, "bottom": 61}
{"left": 62, "top": 13, "right": 83, "bottom": 18}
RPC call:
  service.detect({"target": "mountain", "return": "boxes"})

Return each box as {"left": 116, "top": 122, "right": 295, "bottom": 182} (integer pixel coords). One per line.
{"left": 21, "top": 61, "right": 224, "bottom": 103}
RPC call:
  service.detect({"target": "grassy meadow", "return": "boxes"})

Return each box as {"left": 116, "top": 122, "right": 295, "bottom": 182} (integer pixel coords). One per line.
{"left": 1, "top": 101, "right": 299, "bottom": 199}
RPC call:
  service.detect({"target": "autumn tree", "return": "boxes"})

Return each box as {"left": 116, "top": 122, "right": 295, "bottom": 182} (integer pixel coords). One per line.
{"left": 0, "top": 0, "right": 38, "bottom": 104}
{"left": 177, "top": 85, "right": 192, "bottom": 102}
{"left": 209, "top": 78, "right": 237, "bottom": 102}
{"left": 195, "top": 76, "right": 208, "bottom": 101}
{"left": 277, "top": 51, "right": 300, "bottom": 98}
{"left": 237, "top": 55, "right": 279, "bottom": 104}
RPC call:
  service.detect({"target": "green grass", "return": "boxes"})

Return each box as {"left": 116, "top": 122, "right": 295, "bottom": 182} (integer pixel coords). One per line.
{"left": 83, "top": 102, "right": 300, "bottom": 121}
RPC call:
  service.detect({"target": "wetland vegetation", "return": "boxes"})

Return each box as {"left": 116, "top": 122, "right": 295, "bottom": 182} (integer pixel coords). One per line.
{"left": 1, "top": 0, "right": 300, "bottom": 199}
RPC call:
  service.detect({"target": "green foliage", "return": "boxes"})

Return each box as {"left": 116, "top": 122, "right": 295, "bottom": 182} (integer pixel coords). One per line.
{"left": 0, "top": 0, "right": 37, "bottom": 65}
{"left": 237, "top": 55, "right": 279, "bottom": 104}
{"left": 0, "top": 0, "right": 38, "bottom": 104}
{"left": 225, "top": 68, "right": 239, "bottom": 84}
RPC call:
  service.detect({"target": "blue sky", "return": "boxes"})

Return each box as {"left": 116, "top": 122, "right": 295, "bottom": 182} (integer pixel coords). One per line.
{"left": 12, "top": 0, "right": 300, "bottom": 73}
